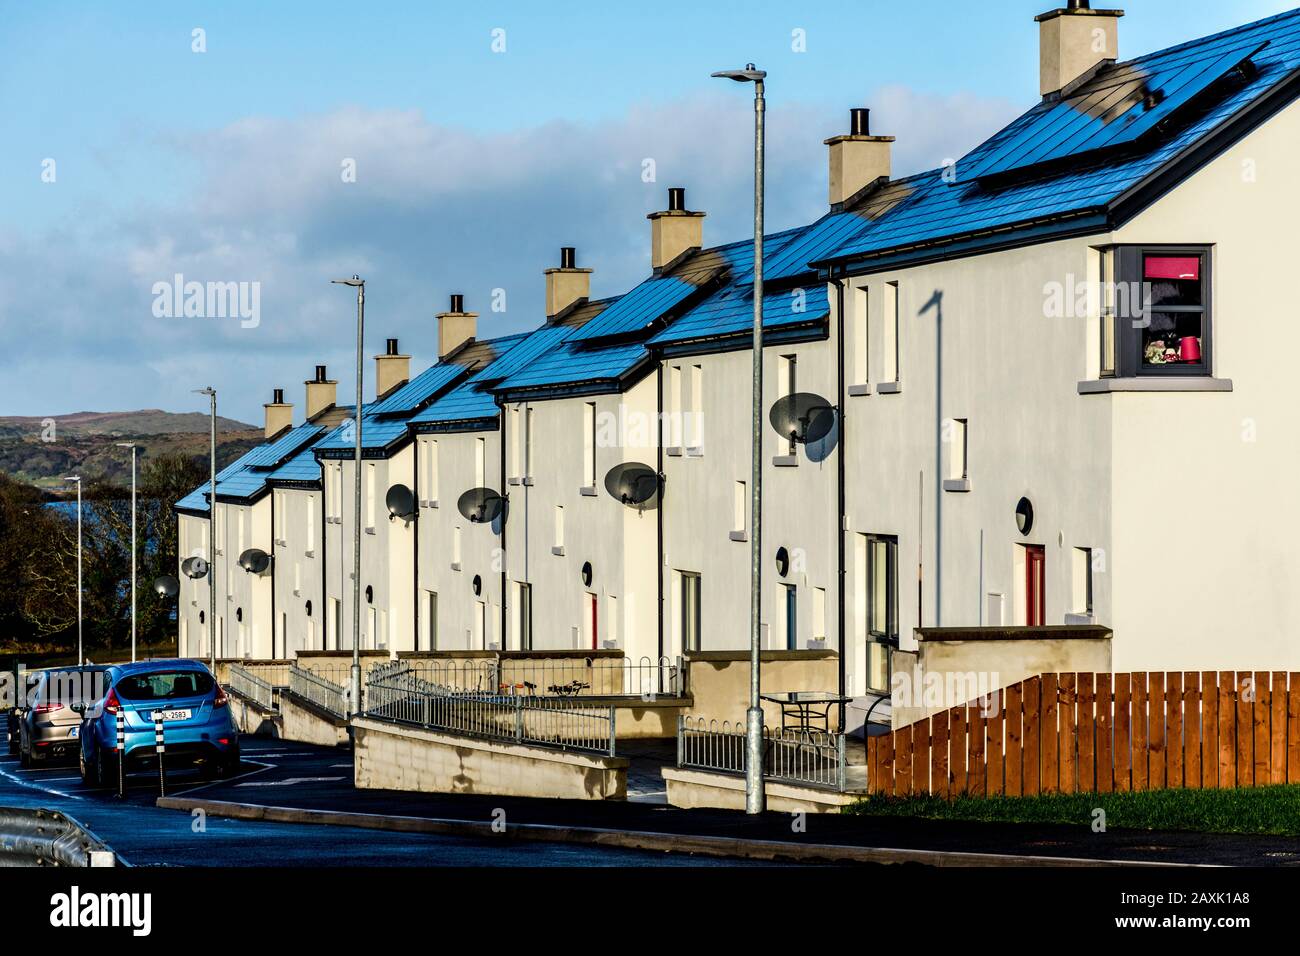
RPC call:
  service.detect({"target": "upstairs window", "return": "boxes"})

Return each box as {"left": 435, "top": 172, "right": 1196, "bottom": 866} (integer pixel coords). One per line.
{"left": 1115, "top": 247, "right": 1211, "bottom": 377}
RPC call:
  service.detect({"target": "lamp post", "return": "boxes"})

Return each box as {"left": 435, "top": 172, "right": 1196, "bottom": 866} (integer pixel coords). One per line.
{"left": 712, "top": 62, "right": 767, "bottom": 815}
{"left": 193, "top": 387, "right": 217, "bottom": 673}
{"left": 116, "top": 443, "right": 138, "bottom": 662}
{"left": 331, "top": 275, "right": 365, "bottom": 718}
{"left": 64, "top": 476, "right": 83, "bottom": 664}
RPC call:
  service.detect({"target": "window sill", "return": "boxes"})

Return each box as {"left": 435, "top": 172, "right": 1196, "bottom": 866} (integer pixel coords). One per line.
{"left": 507, "top": 478, "right": 521, "bottom": 486}
{"left": 551, "top": 546, "right": 565, "bottom": 556}
{"left": 1064, "top": 612, "right": 1096, "bottom": 625}
{"left": 522, "top": 477, "right": 535, "bottom": 487}
{"left": 579, "top": 485, "right": 598, "bottom": 497}
{"left": 292, "top": 589, "right": 301, "bottom": 597}
{"left": 1078, "top": 377, "right": 1232, "bottom": 394}
{"left": 942, "top": 478, "right": 971, "bottom": 493}
{"left": 876, "top": 381, "right": 902, "bottom": 394}
{"left": 304, "top": 550, "right": 315, "bottom": 559}
{"left": 450, "top": 562, "right": 462, "bottom": 572}
{"left": 274, "top": 538, "right": 287, "bottom": 547}
{"left": 364, "top": 527, "right": 376, "bottom": 535}
{"left": 772, "top": 454, "right": 798, "bottom": 468}
{"left": 847, "top": 383, "right": 871, "bottom": 397}
{"left": 422, "top": 499, "right": 438, "bottom": 509}
{"left": 666, "top": 446, "right": 684, "bottom": 458}
{"left": 729, "top": 530, "right": 748, "bottom": 542}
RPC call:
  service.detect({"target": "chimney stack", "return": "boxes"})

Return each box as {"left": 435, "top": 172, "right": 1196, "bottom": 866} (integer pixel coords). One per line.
{"left": 825, "top": 108, "right": 894, "bottom": 208}
{"left": 305, "top": 365, "right": 338, "bottom": 420}
{"left": 263, "top": 387, "right": 293, "bottom": 440}
{"left": 647, "top": 187, "right": 705, "bottom": 271}
{"left": 436, "top": 294, "right": 477, "bottom": 359}
{"left": 374, "top": 337, "right": 410, "bottom": 398}
{"left": 544, "top": 246, "right": 592, "bottom": 320}
{"left": 1037, "top": 1, "right": 1122, "bottom": 98}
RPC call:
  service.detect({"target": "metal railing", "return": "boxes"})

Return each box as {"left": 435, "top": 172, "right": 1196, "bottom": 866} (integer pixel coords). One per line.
{"left": 238, "top": 661, "right": 291, "bottom": 689}
{"left": 678, "top": 716, "right": 847, "bottom": 792}
{"left": 227, "top": 664, "right": 276, "bottom": 711}
{"left": 289, "top": 664, "right": 349, "bottom": 719}
{"left": 403, "top": 655, "right": 681, "bottom": 699}
{"left": 364, "top": 667, "right": 615, "bottom": 756}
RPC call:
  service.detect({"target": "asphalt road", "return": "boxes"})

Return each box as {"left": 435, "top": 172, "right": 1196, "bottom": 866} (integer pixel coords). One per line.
{"left": 0, "top": 742, "right": 783, "bottom": 867}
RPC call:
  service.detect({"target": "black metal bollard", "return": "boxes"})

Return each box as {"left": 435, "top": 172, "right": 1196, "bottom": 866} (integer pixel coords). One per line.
{"left": 116, "top": 711, "right": 125, "bottom": 798}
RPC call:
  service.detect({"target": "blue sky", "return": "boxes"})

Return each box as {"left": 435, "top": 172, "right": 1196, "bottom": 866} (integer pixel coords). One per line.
{"left": 1, "top": 0, "right": 1290, "bottom": 424}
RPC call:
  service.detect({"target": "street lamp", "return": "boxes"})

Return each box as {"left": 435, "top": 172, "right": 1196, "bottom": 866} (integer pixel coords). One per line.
{"left": 193, "top": 387, "right": 217, "bottom": 673}
{"left": 712, "top": 61, "right": 767, "bottom": 815}
{"left": 116, "top": 442, "right": 138, "bottom": 662}
{"left": 331, "top": 275, "right": 365, "bottom": 719}
{"left": 64, "top": 476, "right": 83, "bottom": 664}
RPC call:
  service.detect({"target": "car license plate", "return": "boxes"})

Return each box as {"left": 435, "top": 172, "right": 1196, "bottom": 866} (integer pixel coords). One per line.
{"left": 153, "top": 709, "right": 192, "bottom": 722}
{"left": 67, "top": 727, "right": 79, "bottom": 738}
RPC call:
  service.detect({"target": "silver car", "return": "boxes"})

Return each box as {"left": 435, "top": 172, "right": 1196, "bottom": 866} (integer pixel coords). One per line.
{"left": 19, "top": 667, "right": 108, "bottom": 767}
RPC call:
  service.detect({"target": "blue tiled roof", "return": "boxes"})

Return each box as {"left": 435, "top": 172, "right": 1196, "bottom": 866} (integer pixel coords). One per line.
{"left": 473, "top": 325, "right": 573, "bottom": 384}
{"left": 176, "top": 421, "right": 327, "bottom": 510}
{"left": 650, "top": 282, "right": 829, "bottom": 347}
{"left": 268, "top": 445, "right": 322, "bottom": 484}
{"left": 496, "top": 338, "right": 650, "bottom": 392}
{"left": 240, "top": 423, "right": 324, "bottom": 469}
{"left": 566, "top": 252, "right": 727, "bottom": 343}
{"left": 367, "top": 361, "right": 466, "bottom": 418}
{"left": 799, "top": 9, "right": 1300, "bottom": 270}
{"left": 411, "top": 333, "right": 530, "bottom": 426}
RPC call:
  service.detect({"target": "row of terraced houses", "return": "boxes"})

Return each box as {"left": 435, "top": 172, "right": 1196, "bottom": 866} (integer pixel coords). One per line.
{"left": 175, "top": 3, "right": 1300, "bottom": 735}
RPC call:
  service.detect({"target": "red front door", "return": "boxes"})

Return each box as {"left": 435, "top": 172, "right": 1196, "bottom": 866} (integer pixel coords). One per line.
{"left": 1025, "top": 545, "right": 1045, "bottom": 626}
{"left": 589, "top": 594, "right": 598, "bottom": 649}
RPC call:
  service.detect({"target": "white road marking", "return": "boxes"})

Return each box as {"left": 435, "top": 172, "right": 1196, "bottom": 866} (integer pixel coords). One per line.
{"left": 329, "top": 764, "right": 351, "bottom": 769}
{"left": 236, "top": 776, "right": 346, "bottom": 787}
{"left": 0, "top": 762, "right": 80, "bottom": 799}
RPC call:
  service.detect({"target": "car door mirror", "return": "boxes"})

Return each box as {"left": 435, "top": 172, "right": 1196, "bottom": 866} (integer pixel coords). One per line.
{"left": 71, "top": 703, "right": 86, "bottom": 715}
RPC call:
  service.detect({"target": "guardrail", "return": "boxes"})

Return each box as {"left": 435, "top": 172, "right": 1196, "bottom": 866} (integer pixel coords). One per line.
{"left": 289, "top": 664, "right": 349, "bottom": 719}
{"left": 403, "top": 655, "right": 682, "bottom": 699}
{"left": 677, "top": 716, "right": 847, "bottom": 792}
{"left": 227, "top": 664, "right": 277, "bottom": 711}
{"left": 365, "top": 667, "right": 615, "bottom": 756}
{"left": 0, "top": 807, "right": 116, "bottom": 867}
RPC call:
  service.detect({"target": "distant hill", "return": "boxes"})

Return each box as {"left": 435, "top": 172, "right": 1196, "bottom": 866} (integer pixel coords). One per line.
{"left": 0, "top": 409, "right": 263, "bottom": 491}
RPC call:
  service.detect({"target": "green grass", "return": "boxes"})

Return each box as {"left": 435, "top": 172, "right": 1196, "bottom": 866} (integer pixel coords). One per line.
{"left": 845, "top": 785, "right": 1300, "bottom": 836}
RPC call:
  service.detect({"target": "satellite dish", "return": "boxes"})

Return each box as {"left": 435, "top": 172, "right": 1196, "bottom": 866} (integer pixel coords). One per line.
{"left": 238, "top": 548, "right": 271, "bottom": 574}
{"left": 153, "top": 575, "right": 179, "bottom": 598}
{"left": 386, "top": 483, "right": 416, "bottom": 519}
{"left": 457, "top": 487, "right": 505, "bottom": 524}
{"left": 603, "top": 462, "right": 661, "bottom": 509}
{"left": 181, "top": 556, "right": 209, "bottom": 579}
{"left": 768, "top": 392, "right": 836, "bottom": 445}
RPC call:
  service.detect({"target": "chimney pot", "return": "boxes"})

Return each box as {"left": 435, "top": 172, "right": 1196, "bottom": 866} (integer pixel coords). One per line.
{"left": 560, "top": 246, "right": 576, "bottom": 269}
{"left": 1037, "top": 3, "right": 1122, "bottom": 98}
{"left": 449, "top": 293, "right": 464, "bottom": 314}
{"left": 386, "top": 337, "right": 399, "bottom": 356}
{"left": 273, "top": 388, "right": 284, "bottom": 405}
{"left": 646, "top": 188, "right": 705, "bottom": 270}
{"left": 315, "top": 365, "right": 327, "bottom": 383}
{"left": 850, "top": 108, "right": 870, "bottom": 136}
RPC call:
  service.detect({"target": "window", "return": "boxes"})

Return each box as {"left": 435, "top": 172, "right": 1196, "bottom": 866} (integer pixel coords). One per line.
{"left": 293, "top": 561, "right": 301, "bottom": 595}
{"left": 474, "top": 600, "right": 486, "bottom": 649}
{"left": 554, "top": 505, "right": 564, "bottom": 552}
{"left": 329, "top": 598, "right": 341, "bottom": 649}
{"left": 425, "top": 590, "right": 438, "bottom": 650}
{"left": 688, "top": 365, "right": 704, "bottom": 452}
{"left": 607, "top": 594, "right": 619, "bottom": 648}
{"left": 778, "top": 355, "right": 798, "bottom": 453}
{"left": 274, "top": 491, "right": 285, "bottom": 543}
{"left": 1071, "top": 547, "right": 1094, "bottom": 619}
{"left": 1115, "top": 246, "right": 1211, "bottom": 377}
{"left": 1099, "top": 248, "right": 1117, "bottom": 377}
{"left": 582, "top": 402, "right": 596, "bottom": 488}
{"left": 474, "top": 437, "right": 486, "bottom": 488}
{"left": 852, "top": 286, "right": 869, "bottom": 386}
{"left": 524, "top": 407, "right": 535, "bottom": 478}
{"left": 452, "top": 526, "right": 462, "bottom": 568}
{"left": 782, "top": 584, "right": 798, "bottom": 650}
{"left": 944, "top": 418, "right": 969, "bottom": 491}
{"left": 813, "top": 587, "right": 826, "bottom": 643}
{"left": 868, "top": 535, "right": 899, "bottom": 691}
{"left": 365, "top": 464, "right": 376, "bottom": 530}
{"left": 732, "top": 481, "right": 746, "bottom": 539}
{"left": 680, "top": 572, "right": 702, "bottom": 652}
{"left": 424, "top": 439, "right": 439, "bottom": 505}
{"left": 305, "top": 495, "right": 315, "bottom": 553}
{"left": 509, "top": 407, "right": 521, "bottom": 480}
{"left": 669, "top": 365, "right": 683, "bottom": 450}
{"left": 882, "top": 281, "right": 899, "bottom": 383}
{"left": 515, "top": 583, "right": 532, "bottom": 650}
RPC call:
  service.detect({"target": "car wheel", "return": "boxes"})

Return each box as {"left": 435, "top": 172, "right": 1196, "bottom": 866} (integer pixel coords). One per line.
{"left": 95, "top": 747, "right": 115, "bottom": 789}
{"left": 79, "top": 748, "right": 92, "bottom": 785}
{"left": 6, "top": 730, "right": 16, "bottom": 757}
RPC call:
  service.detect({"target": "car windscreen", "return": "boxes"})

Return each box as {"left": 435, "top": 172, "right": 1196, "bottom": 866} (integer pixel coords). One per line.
{"left": 114, "top": 671, "right": 214, "bottom": 702}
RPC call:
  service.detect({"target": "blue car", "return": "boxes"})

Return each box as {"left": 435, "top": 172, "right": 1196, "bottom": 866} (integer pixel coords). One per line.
{"left": 76, "top": 659, "right": 240, "bottom": 786}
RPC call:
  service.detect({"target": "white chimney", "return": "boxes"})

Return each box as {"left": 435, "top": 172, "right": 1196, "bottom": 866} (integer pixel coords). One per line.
{"left": 544, "top": 247, "right": 592, "bottom": 320}
{"left": 825, "top": 108, "right": 894, "bottom": 208}
{"left": 1038, "top": 1, "right": 1123, "bottom": 98}
{"left": 437, "top": 294, "right": 477, "bottom": 359}
{"left": 374, "top": 338, "right": 410, "bottom": 398}
{"left": 304, "top": 366, "right": 337, "bottom": 420}
{"left": 647, "top": 187, "right": 704, "bottom": 271}
{"left": 263, "top": 388, "right": 293, "bottom": 440}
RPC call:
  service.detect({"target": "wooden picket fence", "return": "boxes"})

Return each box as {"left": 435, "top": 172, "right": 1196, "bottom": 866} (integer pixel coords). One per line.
{"left": 867, "top": 671, "right": 1300, "bottom": 797}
